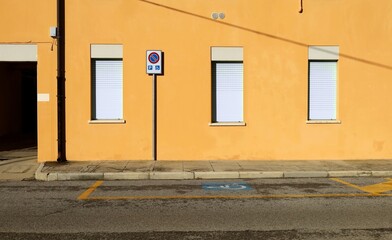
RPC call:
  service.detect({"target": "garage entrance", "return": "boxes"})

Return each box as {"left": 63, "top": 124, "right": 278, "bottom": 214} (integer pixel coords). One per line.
{"left": 0, "top": 62, "right": 37, "bottom": 151}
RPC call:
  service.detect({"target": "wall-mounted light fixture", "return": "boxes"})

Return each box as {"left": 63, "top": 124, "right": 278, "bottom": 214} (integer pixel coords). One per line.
{"left": 211, "top": 12, "right": 225, "bottom": 20}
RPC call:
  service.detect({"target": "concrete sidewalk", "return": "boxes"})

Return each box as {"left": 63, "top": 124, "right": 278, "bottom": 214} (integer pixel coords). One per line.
{"left": 0, "top": 147, "right": 38, "bottom": 181}
{"left": 35, "top": 159, "right": 392, "bottom": 181}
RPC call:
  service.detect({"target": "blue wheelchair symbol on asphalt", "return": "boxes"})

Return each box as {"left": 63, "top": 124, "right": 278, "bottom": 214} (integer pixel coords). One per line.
{"left": 148, "top": 65, "right": 153, "bottom": 70}
{"left": 202, "top": 182, "right": 253, "bottom": 191}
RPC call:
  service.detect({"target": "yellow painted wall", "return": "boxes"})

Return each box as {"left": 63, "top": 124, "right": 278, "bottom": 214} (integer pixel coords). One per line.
{"left": 62, "top": 0, "right": 392, "bottom": 161}
{"left": 0, "top": 0, "right": 57, "bottom": 160}
{"left": 2, "top": 0, "right": 392, "bottom": 161}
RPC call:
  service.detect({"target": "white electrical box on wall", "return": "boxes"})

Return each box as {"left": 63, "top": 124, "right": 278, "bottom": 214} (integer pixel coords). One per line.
{"left": 50, "top": 27, "right": 57, "bottom": 38}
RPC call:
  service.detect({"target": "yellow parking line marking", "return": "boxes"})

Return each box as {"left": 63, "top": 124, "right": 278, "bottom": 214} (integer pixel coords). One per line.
{"left": 360, "top": 179, "right": 392, "bottom": 194}
{"left": 77, "top": 180, "right": 103, "bottom": 200}
{"left": 331, "top": 178, "right": 392, "bottom": 194}
{"left": 330, "top": 178, "right": 365, "bottom": 191}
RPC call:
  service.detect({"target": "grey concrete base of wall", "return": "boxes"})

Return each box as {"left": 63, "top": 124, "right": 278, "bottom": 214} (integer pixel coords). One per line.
{"left": 35, "top": 164, "right": 392, "bottom": 181}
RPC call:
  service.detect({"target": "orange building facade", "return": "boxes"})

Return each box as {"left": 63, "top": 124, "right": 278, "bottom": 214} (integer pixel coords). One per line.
{"left": 1, "top": 0, "right": 392, "bottom": 162}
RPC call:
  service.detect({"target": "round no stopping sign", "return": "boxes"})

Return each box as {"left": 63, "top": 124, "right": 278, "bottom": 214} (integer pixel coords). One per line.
{"left": 148, "top": 52, "right": 160, "bottom": 64}
{"left": 146, "top": 50, "right": 162, "bottom": 74}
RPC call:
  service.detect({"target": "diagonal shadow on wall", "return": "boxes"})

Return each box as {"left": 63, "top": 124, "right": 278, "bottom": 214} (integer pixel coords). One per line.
{"left": 139, "top": 0, "right": 392, "bottom": 71}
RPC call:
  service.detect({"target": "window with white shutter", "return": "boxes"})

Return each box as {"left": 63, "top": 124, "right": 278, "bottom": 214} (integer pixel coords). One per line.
{"left": 212, "top": 62, "right": 243, "bottom": 122}
{"left": 92, "top": 59, "right": 123, "bottom": 120}
{"left": 308, "top": 46, "right": 339, "bottom": 121}
{"left": 211, "top": 47, "right": 244, "bottom": 123}
{"left": 90, "top": 44, "right": 123, "bottom": 121}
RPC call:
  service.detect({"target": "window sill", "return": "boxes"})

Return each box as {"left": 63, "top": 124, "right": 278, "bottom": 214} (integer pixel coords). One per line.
{"left": 209, "top": 122, "right": 246, "bottom": 126}
{"left": 89, "top": 119, "right": 126, "bottom": 124}
{"left": 306, "top": 120, "right": 341, "bottom": 124}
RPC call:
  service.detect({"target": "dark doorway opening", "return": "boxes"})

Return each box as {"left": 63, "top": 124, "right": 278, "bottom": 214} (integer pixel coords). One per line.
{"left": 0, "top": 62, "right": 37, "bottom": 151}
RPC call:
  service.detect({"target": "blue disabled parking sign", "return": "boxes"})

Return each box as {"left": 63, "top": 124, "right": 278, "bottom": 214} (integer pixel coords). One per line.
{"left": 202, "top": 182, "right": 253, "bottom": 191}
{"left": 146, "top": 50, "right": 162, "bottom": 75}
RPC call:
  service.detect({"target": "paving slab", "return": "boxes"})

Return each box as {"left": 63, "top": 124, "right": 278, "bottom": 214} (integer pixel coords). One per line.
{"left": 210, "top": 161, "right": 241, "bottom": 171}
{"left": 237, "top": 161, "right": 272, "bottom": 171}
{"left": 80, "top": 165, "right": 100, "bottom": 173}
{"left": 124, "top": 161, "right": 155, "bottom": 172}
{"left": 94, "top": 161, "right": 128, "bottom": 172}
{"left": 153, "top": 161, "right": 183, "bottom": 172}
{"left": 42, "top": 162, "right": 87, "bottom": 172}
{"left": 0, "top": 147, "right": 37, "bottom": 159}
{"left": 4, "top": 165, "right": 32, "bottom": 173}
{"left": 0, "top": 155, "right": 38, "bottom": 181}
{"left": 183, "top": 161, "right": 213, "bottom": 172}
{"left": 238, "top": 161, "right": 308, "bottom": 171}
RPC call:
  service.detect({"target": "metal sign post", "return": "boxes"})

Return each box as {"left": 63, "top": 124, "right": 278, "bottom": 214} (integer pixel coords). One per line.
{"left": 152, "top": 74, "right": 157, "bottom": 161}
{"left": 147, "top": 51, "right": 163, "bottom": 161}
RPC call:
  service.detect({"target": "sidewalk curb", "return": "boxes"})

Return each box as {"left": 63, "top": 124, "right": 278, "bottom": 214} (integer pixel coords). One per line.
{"left": 34, "top": 163, "right": 48, "bottom": 181}
{"left": 34, "top": 167, "right": 392, "bottom": 181}
{"left": 284, "top": 171, "right": 328, "bottom": 178}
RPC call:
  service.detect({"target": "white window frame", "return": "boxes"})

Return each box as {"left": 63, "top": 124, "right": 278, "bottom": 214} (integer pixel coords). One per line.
{"left": 307, "top": 46, "right": 340, "bottom": 123}
{"left": 90, "top": 44, "right": 125, "bottom": 123}
{"left": 210, "top": 47, "right": 245, "bottom": 126}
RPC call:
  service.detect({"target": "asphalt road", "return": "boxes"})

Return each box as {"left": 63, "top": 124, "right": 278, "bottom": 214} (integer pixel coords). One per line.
{"left": 0, "top": 178, "right": 391, "bottom": 239}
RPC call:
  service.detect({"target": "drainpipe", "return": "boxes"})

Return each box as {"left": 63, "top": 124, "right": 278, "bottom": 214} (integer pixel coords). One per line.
{"left": 57, "top": 0, "right": 66, "bottom": 162}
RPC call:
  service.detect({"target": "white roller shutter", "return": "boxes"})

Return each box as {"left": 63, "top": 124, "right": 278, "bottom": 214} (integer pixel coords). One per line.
{"left": 92, "top": 60, "right": 123, "bottom": 120}
{"left": 214, "top": 62, "right": 243, "bottom": 122}
{"left": 309, "top": 61, "right": 337, "bottom": 120}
